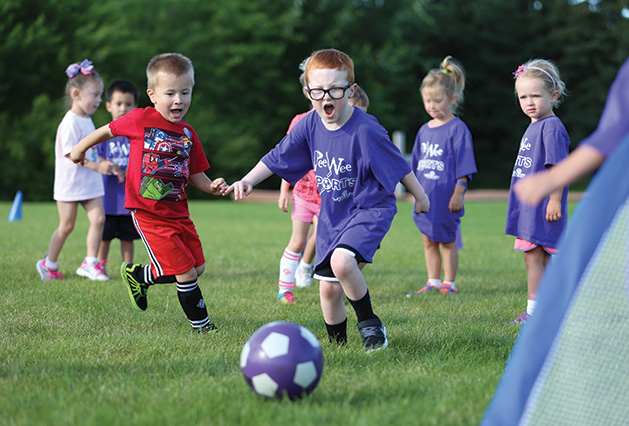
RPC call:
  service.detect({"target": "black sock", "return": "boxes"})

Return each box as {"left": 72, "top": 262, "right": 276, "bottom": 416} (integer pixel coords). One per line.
{"left": 348, "top": 290, "right": 377, "bottom": 323}
{"left": 138, "top": 265, "right": 175, "bottom": 285}
{"left": 325, "top": 318, "right": 347, "bottom": 344}
{"left": 177, "top": 280, "right": 210, "bottom": 329}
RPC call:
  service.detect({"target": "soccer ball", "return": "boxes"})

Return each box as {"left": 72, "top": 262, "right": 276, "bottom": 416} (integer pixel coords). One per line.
{"left": 240, "top": 321, "right": 324, "bottom": 400}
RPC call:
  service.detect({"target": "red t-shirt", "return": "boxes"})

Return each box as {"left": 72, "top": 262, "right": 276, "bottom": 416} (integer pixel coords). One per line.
{"left": 109, "top": 107, "right": 210, "bottom": 218}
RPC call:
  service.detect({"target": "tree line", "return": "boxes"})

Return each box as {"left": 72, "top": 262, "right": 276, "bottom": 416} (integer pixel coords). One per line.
{"left": 1, "top": 0, "right": 627, "bottom": 201}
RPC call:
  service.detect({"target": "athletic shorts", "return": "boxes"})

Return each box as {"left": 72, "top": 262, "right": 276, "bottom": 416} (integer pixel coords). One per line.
{"left": 313, "top": 244, "right": 366, "bottom": 282}
{"left": 132, "top": 209, "right": 205, "bottom": 277}
{"left": 514, "top": 238, "right": 558, "bottom": 255}
{"left": 103, "top": 215, "right": 140, "bottom": 241}
{"left": 291, "top": 194, "right": 321, "bottom": 223}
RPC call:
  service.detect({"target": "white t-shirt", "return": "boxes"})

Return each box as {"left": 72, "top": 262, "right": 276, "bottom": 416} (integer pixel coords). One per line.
{"left": 53, "top": 110, "right": 104, "bottom": 201}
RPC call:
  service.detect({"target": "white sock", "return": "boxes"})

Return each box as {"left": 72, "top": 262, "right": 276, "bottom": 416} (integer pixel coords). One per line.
{"left": 428, "top": 278, "right": 441, "bottom": 288}
{"left": 527, "top": 299, "right": 537, "bottom": 316}
{"left": 45, "top": 258, "right": 59, "bottom": 270}
{"left": 443, "top": 280, "right": 456, "bottom": 289}
{"left": 279, "top": 248, "right": 300, "bottom": 294}
{"left": 85, "top": 256, "right": 97, "bottom": 264}
{"left": 298, "top": 260, "right": 313, "bottom": 270}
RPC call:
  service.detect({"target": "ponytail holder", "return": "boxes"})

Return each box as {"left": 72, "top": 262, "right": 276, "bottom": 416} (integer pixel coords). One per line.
{"left": 65, "top": 58, "right": 95, "bottom": 78}
{"left": 441, "top": 69, "right": 449, "bottom": 74}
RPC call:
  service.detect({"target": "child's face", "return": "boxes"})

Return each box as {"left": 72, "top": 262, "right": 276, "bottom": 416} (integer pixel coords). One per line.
{"left": 147, "top": 72, "right": 193, "bottom": 123}
{"left": 305, "top": 68, "right": 356, "bottom": 130}
{"left": 106, "top": 90, "right": 136, "bottom": 121}
{"left": 421, "top": 88, "right": 456, "bottom": 124}
{"left": 72, "top": 80, "right": 103, "bottom": 117}
{"left": 515, "top": 76, "right": 558, "bottom": 122}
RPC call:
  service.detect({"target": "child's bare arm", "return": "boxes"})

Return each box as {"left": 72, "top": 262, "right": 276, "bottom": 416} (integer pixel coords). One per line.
{"left": 222, "top": 161, "right": 274, "bottom": 200}
{"left": 69, "top": 124, "right": 114, "bottom": 165}
{"left": 515, "top": 146, "right": 605, "bottom": 205}
{"left": 400, "top": 172, "right": 430, "bottom": 213}
{"left": 278, "top": 180, "right": 291, "bottom": 212}
{"left": 546, "top": 189, "right": 563, "bottom": 222}
{"left": 189, "top": 172, "right": 228, "bottom": 196}
{"left": 449, "top": 178, "right": 468, "bottom": 213}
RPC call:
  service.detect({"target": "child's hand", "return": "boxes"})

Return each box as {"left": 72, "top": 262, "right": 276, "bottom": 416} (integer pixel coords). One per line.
{"left": 69, "top": 147, "right": 86, "bottom": 165}
{"left": 546, "top": 199, "right": 562, "bottom": 222}
{"left": 111, "top": 164, "right": 126, "bottom": 183}
{"left": 222, "top": 180, "right": 253, "bottom": 200}
{"left": 415, "top": 193, "right": 430, "bottom": 214}
{"left": 515, "top": 171, "right": 553, "bottom": 205}
{"left": 448, "top": 193, "right": 464, "bottom": 213}
{"left": 278, "top": 190, "right": 289, "bottom": 212}
{"left": 209, "top": 177, "right": 228, "bottom": 195}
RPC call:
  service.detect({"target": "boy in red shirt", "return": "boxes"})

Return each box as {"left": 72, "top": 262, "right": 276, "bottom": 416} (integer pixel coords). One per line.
{"left": 70, "top": 53, "right": 226, "bottom": 333}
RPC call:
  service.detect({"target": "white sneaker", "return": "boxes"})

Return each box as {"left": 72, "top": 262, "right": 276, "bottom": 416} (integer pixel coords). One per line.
{"left": 76, "top": 259, "right": 109, "bottom": 281}
{"left": 295, "top": 264, "right": 313, "bottom": 288}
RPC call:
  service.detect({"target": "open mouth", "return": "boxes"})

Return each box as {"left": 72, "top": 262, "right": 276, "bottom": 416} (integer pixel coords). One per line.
{"left": 323, "top": 103, "right": 335, "bottom": 118}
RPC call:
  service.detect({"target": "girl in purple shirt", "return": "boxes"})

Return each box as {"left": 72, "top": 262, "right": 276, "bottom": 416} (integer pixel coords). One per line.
{"left": 506, "top": 59, "right": 570, "bottom": 324}
{"left": 515, "top": 56, "right": 629, "bottom": 203}
{"left": 407, "top": 56, "right": 477, "bottom": 297}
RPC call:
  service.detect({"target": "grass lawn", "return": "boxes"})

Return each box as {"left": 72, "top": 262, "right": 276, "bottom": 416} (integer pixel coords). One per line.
{"left": 0, "top": 198, "right": 576, "bottom": 426}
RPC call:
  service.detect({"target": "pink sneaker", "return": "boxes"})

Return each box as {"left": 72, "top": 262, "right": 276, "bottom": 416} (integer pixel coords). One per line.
{"left": 510, "top": 312, "right": 530, "bottom": 324}
{"left": 36, "top": 256, "right": 65, "bottom": 281}
{"left": 96, "top": 259, "right": 109, "bottom": 279}
{"left": 277, "top": 291, "right": 295, "bottom": 304}
{"left": 76, "top": 259, "right": 109, "bottom": 281}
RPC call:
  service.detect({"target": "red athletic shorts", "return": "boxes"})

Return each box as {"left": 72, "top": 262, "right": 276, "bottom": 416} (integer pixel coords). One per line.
{"left": 132, "top": 209, "right": 205, "bottom": 277}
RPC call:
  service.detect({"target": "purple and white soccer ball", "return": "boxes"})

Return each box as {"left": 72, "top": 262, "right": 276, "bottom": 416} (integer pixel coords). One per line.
{"left": 240, "top": 321, "right": 324, "bottom": 400}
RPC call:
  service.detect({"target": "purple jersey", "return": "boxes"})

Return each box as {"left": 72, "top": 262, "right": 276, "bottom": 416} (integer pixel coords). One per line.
{"left": 580, "top": 57, "right": 629, "bottom": 157}
{"left": 97, "top": 136, "right": 131, "bottom": 216}
{"left": 506, "top": 116, "right": 570, "bottom": 247}
{"left": 411, "top": 117, "right": 477, "bottom": 242}
{"left": 262, "top": 107, "right": 411, "bottom": 268}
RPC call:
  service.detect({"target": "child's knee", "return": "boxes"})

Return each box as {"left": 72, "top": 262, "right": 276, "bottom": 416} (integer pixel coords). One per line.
{"left": 320, "top": 281, "right": 343, "bottom": 301}
{"left": 330, "top": 251, "right": 357, "bottom": 278}
{"left": 58, "top": 221, "right": 75, "bottom": 236}
{"left": 195, "top": 263, "right": 206, "bottom": 277}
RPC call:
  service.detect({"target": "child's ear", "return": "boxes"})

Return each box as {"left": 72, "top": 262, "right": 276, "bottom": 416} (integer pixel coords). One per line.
{"left": 70, "top": 88, "right": 81, "bottom": 100}
{"left": 348, "top": 83, "right": 357, "bottom": 98}
{"left": 146, "top": 88, "right": 155, "bottom": 104}
{"left": 550, "top": 90, "right": 559, "bottom": 103}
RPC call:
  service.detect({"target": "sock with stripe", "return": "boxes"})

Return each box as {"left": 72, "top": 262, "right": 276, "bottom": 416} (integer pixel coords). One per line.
{"left": 278, "top": 248, "right": 300, "bottom": 295}
{"left": 177, "top": 279, "right": 211, "bottom": 330}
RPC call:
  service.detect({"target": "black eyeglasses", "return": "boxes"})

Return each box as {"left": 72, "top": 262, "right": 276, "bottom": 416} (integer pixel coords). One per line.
{"left": 306, "top": 83, "right": 353, "bottom": 100}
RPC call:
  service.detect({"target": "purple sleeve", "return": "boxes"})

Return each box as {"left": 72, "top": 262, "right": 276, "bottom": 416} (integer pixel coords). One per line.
{"left": 365, "top": 134, "right": 411, "bottom": 193}
{"left": 452, "top": 121, "right": 477, "bottom": 181}
{"left": 580, "top": 57, "right": 629, "bottom": 157}
{"left": 543, "top": 125, "right": 570, "bottom": 167}
{"left": 261, "top": 123, "right": 312, "bottom": 185}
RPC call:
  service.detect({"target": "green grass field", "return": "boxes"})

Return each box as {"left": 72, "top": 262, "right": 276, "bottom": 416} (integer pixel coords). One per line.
{"left": 0, "top": 198, "right": 575, "bottom": 426}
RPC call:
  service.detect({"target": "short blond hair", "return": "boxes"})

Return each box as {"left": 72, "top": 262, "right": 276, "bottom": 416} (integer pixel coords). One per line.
{"left": 146, "top": 53, "right": 194, "bottom": 89}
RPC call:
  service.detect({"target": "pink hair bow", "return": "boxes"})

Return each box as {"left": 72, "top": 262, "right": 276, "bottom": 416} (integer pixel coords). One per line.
{"left": 65, "top": 59, "right": 95, "bottom": 78}
{"left": 513, "top": 65, "right": 527, "bottom": 79}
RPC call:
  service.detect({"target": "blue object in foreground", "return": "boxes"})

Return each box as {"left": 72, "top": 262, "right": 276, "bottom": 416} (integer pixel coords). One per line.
{"left": 8, "top": 190, "right": 23, "bottom": 222}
